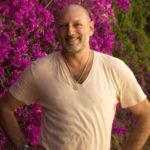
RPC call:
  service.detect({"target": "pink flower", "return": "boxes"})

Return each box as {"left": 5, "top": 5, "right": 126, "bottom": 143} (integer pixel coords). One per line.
{"left": 0, "top": 18, "right": 3, "bottom": 32}
{"left": 15, "top": 37, "right": 28, "bottom": 53}
{"left": 115, "top": 0, "right": 131, "bottom": 13}
{"left": 0, "top": 66, "right": 4, "bottom": 76}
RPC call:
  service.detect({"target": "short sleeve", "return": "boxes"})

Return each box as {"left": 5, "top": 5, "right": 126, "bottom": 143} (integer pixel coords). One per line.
{"left": 118, "top": 61, "right": 147, "bottom": 108}
{"left": 9, "top": 65, "right": 39, "bottom": 105}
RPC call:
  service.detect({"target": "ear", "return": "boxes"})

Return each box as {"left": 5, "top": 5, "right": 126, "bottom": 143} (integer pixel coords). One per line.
{"left": 89, "top": 21, "right": 94, "bottom": 36}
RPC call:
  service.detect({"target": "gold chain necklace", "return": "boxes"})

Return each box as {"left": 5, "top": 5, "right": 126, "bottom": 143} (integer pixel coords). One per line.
{"left": 63, "top": 51, "right": 91, "bottom": 90}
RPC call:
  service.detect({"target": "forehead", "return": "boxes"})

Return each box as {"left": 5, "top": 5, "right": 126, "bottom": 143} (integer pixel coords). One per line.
{"left": 58, "top": 6, "right": 90, "bottom": 24}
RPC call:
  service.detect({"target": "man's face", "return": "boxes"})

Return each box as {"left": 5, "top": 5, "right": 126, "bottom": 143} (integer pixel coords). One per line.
{"left": 57, "top": 7, "right": 94, "bottom": 54}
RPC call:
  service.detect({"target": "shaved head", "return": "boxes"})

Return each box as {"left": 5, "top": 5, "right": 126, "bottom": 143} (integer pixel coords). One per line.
{"left": 57, "top": 4, "right": 91, "bottom": 23}
{"left": 56, "top": 4, "right": 94, "bottom": 55}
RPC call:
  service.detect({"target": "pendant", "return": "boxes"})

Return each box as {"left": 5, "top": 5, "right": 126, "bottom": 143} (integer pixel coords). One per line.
{"left": 73, "top": 83, "right": 80, "bottom": 90}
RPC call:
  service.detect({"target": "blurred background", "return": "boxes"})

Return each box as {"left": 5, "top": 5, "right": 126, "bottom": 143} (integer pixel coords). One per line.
{"left": 0, "top": 0, "right": 149, "bottom": 149}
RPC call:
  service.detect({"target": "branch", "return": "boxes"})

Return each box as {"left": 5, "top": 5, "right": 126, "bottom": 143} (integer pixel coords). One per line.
{"left": 44, "top": 0, "right": 54, "bottom": 9}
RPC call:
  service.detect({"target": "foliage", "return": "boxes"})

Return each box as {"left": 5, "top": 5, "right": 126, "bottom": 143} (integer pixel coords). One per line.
{"left": 112, "top": 0, "right": 150, "bottom": 148}
{"left": 113, "top": 0, "right": 150, "bottom": 99}
{"left": 1, "top": 0, "right": 149, "bottom": 149}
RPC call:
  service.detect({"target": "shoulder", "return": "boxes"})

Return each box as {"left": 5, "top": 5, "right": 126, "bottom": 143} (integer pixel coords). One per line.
{"left": 94, "top": 51, "right": 135, "bottom": 81}
{"left": 31, "top": 51, "right": 60, "bottom": 71}
{"left": 94, "top": 51, "right": 127, "bottom": 71}
{"left": 33, "top": 51, "right": 60, "bottom": 65}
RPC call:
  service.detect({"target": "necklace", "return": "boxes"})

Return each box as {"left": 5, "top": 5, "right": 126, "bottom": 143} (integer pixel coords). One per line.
{"left": 63, "top": 51, "right": 92, "bottom": 90}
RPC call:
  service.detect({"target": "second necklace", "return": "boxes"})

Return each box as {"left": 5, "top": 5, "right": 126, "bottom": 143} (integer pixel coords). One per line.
{"left": 63, "top": 50, "right": 92, "bottom": 90}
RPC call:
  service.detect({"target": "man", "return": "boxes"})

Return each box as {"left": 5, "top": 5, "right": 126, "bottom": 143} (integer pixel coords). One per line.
{"left": 0, "top": 4, "right": 150, "bottom": 150}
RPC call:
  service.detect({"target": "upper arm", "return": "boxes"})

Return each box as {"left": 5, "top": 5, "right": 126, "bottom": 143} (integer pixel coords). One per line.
{"left": 127, "top": 98, "right": 150, "bottom": 117}
{"left": 0, "top": 92, "right": 25, "bottom": 112}
{"left": 9, "top": 64, "right": 40, "bottom": 105}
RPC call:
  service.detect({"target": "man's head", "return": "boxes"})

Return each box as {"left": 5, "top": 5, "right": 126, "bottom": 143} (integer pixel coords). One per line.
{"left": 57, "top": 4, "right": 94, "bottom": 55}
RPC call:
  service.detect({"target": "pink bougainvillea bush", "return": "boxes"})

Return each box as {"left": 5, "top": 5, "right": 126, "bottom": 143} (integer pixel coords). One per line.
{"left": 0, "top": 0, "right": 132, "bottom": 149}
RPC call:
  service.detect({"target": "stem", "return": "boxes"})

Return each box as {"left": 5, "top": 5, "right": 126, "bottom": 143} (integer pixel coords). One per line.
{"left": 45, "top": 0, "right": 53, "bottom": 9}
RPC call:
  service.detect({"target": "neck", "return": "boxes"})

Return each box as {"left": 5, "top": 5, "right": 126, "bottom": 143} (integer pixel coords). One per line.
{"left": 61, "top": 48, "right": 92, "bottom": 68}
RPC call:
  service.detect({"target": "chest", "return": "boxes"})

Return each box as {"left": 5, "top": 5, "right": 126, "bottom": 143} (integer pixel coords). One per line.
{"left": 35, "top": 66, "right": 118, "bottom": 111}
{"left": 71, "top": 62, "right": 93, "bottom": 84}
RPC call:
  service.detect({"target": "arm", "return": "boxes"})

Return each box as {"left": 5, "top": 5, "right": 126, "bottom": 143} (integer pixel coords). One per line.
{"left": 123, "top": 98, "right": 150, "bottom": 150}
{"left": 0, "top": 92, "right": 28, "bottom": 149}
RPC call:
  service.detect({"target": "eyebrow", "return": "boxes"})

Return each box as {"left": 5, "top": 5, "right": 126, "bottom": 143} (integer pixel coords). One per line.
{"left": 58, "top": 19, "right": 83, "bottom": 25}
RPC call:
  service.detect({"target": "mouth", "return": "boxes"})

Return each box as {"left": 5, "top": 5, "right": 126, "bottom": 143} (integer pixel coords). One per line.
{"left": 66, "top": 37, "right": 80, "bottom": 45}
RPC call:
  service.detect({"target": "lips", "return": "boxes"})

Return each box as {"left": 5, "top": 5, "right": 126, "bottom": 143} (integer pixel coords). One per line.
{"left": 66, "top": 37, "right": 80, "bottom": 44}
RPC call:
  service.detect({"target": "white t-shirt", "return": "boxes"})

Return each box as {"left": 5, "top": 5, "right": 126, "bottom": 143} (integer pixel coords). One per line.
{"left": 9, "top": 51, "right": 146, "bottom": 150}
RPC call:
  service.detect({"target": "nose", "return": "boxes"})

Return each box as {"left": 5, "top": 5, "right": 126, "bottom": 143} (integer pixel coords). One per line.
{"left": 67, "top": 24, "right": 75, "bottom": 36}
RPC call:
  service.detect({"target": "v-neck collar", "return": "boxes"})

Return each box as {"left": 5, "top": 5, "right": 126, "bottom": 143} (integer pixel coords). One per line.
{"left": 58, "top": 50, "right": 96, "bottom": 91}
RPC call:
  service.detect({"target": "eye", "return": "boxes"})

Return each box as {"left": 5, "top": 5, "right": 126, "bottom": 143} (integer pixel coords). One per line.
{"left": 74, "top": 23, "right": 82, "bottom": 27}
{"left": 59, "top": 24, "right": 67, "bottom": 29}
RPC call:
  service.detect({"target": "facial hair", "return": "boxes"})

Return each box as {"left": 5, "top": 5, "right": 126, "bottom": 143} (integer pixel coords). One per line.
{"left": 62, "top": 35, "right": 85, "bottom": 54}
